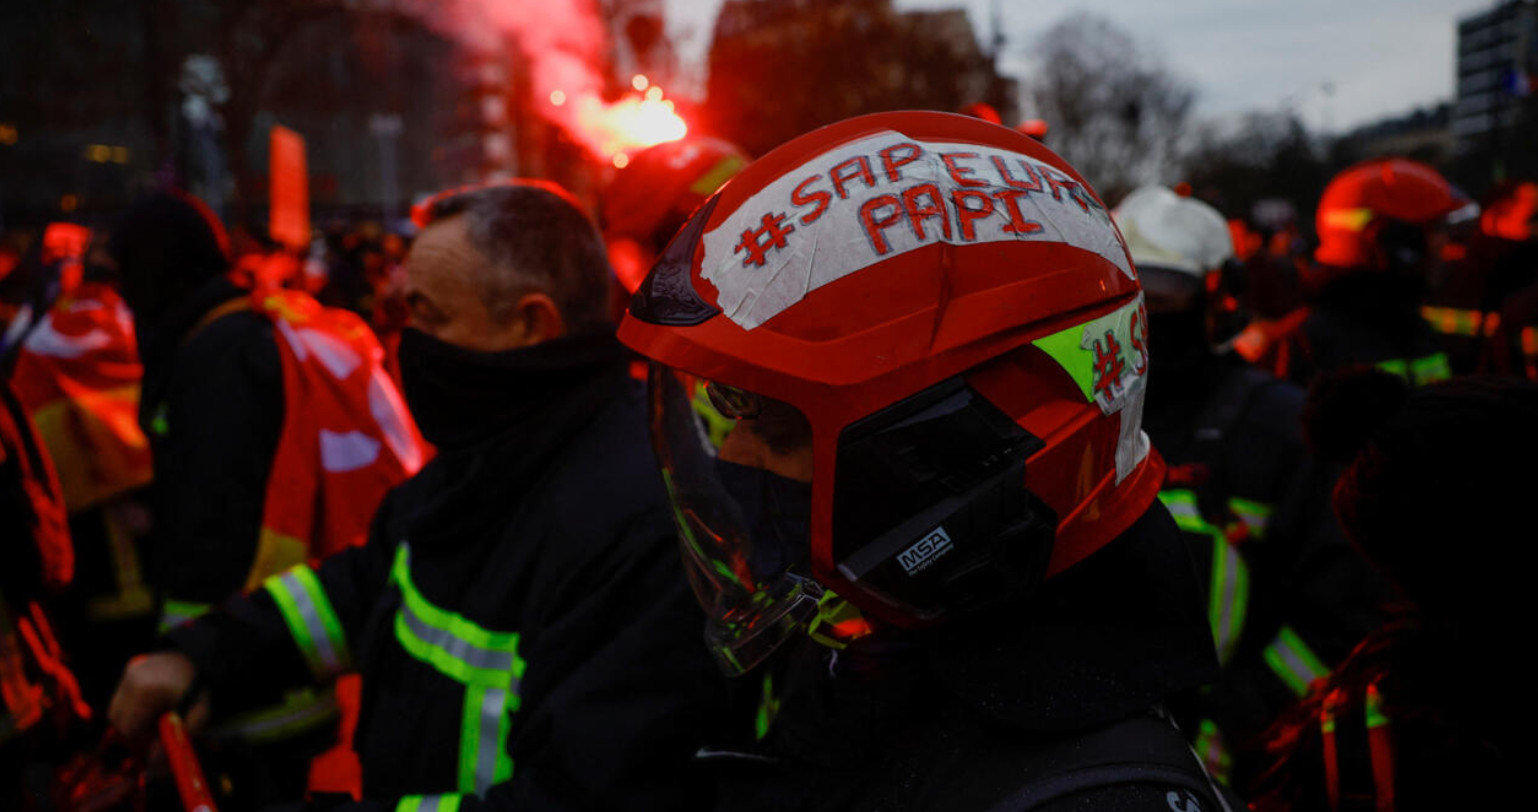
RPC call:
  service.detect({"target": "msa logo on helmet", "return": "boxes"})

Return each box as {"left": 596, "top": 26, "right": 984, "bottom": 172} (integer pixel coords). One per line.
{"left": 700, "top": 131, "right": 1134, "bottom": 329}
{"left": 898, "top": 527, "right": 955, "bottom": 576}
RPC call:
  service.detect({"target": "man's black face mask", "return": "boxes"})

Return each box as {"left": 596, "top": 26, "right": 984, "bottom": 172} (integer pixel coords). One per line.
{"left": 396, "top": 326, "right": 627, "bottom": 450}
{"left": 396, "top": 327, "right": 532, "bottom": 450}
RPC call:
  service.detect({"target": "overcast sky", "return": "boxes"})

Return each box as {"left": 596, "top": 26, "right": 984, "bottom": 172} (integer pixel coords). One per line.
{"left": 662, "top": 0, "right": 1499, "bottom": 133}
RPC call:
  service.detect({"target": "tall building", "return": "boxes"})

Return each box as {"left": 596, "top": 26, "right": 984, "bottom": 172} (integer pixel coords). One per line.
{"left": 1453, "top": 1, "right": 1538, "bottom": 152}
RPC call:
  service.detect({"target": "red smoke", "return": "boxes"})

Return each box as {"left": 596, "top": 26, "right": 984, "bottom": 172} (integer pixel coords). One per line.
{"left": 432, "top": 0, "right": 686, "bottom": 162}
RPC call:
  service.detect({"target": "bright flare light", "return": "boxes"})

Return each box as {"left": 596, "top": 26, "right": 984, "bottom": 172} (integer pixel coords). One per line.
{"left": 549, "top": 89, "right": 566, "bottom": 106}
{"left": 572, "top": 83, "right": 687, "bottom": 164}
{"left": 631, "top": 74, "right": 649, "bottom": 91}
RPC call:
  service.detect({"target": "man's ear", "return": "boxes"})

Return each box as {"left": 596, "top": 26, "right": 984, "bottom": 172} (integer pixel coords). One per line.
{"left": 513, "top": 291, "right": 567, "bottom": 346}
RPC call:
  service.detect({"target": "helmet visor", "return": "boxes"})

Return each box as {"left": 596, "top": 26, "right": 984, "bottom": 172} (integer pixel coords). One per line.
{"left": 647, "top": 364, "right": 822, "bottom": 675}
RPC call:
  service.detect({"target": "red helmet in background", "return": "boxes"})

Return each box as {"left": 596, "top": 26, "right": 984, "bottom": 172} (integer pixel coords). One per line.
{"left": 1481, "top": 181, "right": 1538, "bottom": 242}
{"left": 1314, "top": 158, "right": 1476, "bottom": 271}
{"left": 620, "top": 111, "right": 1161, "bottom": 673}
{"left": 603, "top": 136, "right": 749, "bottom": 294}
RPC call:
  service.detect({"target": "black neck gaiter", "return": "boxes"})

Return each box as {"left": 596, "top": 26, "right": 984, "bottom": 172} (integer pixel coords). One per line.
{"left": 396, "top": 326, "right": 628, "bottom": 451}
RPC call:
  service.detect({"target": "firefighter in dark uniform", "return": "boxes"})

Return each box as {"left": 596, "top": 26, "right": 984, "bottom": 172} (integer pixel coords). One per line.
{"left": 1115, "top": 186, "right": 1390, "bottom": 786}
{"left": 620, "top": 112, "right": 1235, "bottom": 811}
{"left": 1260, "top": 158, "right": 1477, "bottom": 389}
{"left": 108, "top": 182, "right": 729, "bottom": 811}
{"left": 1251, "top": 371, "right": 1531, "bottom": 810}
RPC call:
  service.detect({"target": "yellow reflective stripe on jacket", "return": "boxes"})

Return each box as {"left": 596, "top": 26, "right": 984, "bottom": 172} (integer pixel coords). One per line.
{"left": 1207, "top": 531, "right": 1249, "bottom": 665}
{"left": 87, "top": 513, "right": 155, "bottom": 621}
{"left": 210, "top": 686, "right": 338, "bottom": 744}
{"left": 158, "top": 599, "right": 211, "bottom": 634}
{"left": 1421, "top": 305, "right": 1489, "bottom": 337}
{"left": 391, "top": 545, "right": 525, "bottom": 689}
{"left": 1158, "top": 490, "right": 1250, "bottom": 663}
{"left": 1158, "top": 490, "right": 1206, "bottom": 534}
{"left": 265, "top": 565, "right": 352, "bottom": 682}
{"left": 392, "top": 543, "right": 525, "bottom": 795}
{"left": 1263, "top": 625, "right": 1330, "bottom": 696}
{"left": 1375, "top": 353, "right": 1451, "bottom": 387}
{"left": 460, "top": 683, "right": 515, "bottom": 794}
{"left": 1226, "top": 497, "right": 1271, "bottom": 539}
{"left": 397, "top": 795, "right": 463, "bottom": 812}
{"left": 1194, "top": 718, "right": 1232, "bottom": 785}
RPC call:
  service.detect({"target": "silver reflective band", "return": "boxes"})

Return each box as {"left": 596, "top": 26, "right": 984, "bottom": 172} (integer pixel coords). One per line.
{"left": 398, "top": 605, "right": 518, "bottom": 674}
{"left": 476, "top": 687, "right": 510, "bottom": 794}
{"left": 276, "top": 570, "right": 345, "bottom": 676}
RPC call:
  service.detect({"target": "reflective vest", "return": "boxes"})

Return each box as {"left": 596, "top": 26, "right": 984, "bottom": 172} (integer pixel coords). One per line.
{"left": 240, "top": 286, "right": 427, "bottom": 591}
{"left": 12, "top": 282, "right": 154, "bottom": 511}
{"left": 11, "top": 283, "right": 154, "bottom": 620}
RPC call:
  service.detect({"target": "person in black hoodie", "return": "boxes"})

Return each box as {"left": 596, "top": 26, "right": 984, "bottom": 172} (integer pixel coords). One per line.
{"left": 109, "top": 182, "right": 729, "bottom": 811}
{"left": 620, "top": 112, "right": 1235, "bottom": 811}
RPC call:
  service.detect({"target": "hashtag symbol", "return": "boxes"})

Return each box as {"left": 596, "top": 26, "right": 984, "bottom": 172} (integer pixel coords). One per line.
{"left": 1092, "top": 329, "right": 1127, "bottom": 399}
{"left": 735, "top": 212, "right": 796, "bottom": 268}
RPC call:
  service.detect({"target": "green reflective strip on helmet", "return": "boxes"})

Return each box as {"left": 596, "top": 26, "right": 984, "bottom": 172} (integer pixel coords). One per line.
{"left": 392, "top": 545, "right": 525, "bottom": 689}
{"left": 1410, "top": 352, "right": 1451, "bottom": 386}
{"left": 689, "top": 155, "right": 748, "bottom": 196}
{"left": 157, "top": 599, "right": 211, "bottom": 634}
{"left": 1033, "top": 321, "right": 1098, "bottom": 402}
{"left": 1208, "top": 531, "right": 1250, "bottom": 665}
{"left": 397, "top": 795, "right": 462, "bottom": 812}
{"left": 1158, "top": 489, "right": 1208, "bottom": 534}
{"left": 1264, "top": 625, "right": 1330, "bottom": 696}
{"left": 1031, "top": 295, "right": 1146, "bottom": 405}
{"left": 264, "top": 565, "right": 351, "bottom": 682}
{"left": 1194, "top": 718, "right": 1233, "bottom": 785}
{"left": 458, "top": 683, "right": 515, "bottom": 794}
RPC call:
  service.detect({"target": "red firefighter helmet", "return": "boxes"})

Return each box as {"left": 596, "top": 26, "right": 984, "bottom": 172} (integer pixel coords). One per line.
{"left": 603, "top": 137, "right": 749, "bottom": 293}
{"left": 619, "top": 111, "right": 1162, "bottom": 673}
{"left": 1481, "top": 181, "right": 1538, "bottom": 242}
{"left": 1314, "top": 158, "right": 1475, "bottom": 271}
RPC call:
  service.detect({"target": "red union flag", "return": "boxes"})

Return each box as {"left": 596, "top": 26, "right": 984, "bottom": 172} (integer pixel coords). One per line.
{"left": 270, "top": 125, "right": 310, "bottom": 251}
{"left": 700, "top": 130, "right": 1135, "bottom": 330}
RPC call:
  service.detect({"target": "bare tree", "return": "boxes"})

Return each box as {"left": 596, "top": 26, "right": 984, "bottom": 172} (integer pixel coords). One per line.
{"left": 1025, "top": 13, "right": 1194, "bottom": 201}
{"left": 1182, "top": 110, "right": 1328, "bottom": 223}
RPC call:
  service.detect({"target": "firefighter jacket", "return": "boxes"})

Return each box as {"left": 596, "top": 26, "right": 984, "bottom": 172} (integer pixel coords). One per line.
{"left": 1262, "top": 273, "right": 1451, "bottom": 388}
{"left": 1144, "top": 353, "right": 1390, "bottom": 784}
{"left": 139, "top": 276, "right": 422, "bottom": 628}
{"left": 705, "top": 505, "right": 1235, "bottom": 812}
{"left": 167, "top": 334, "right": 730, "bottom": 812}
